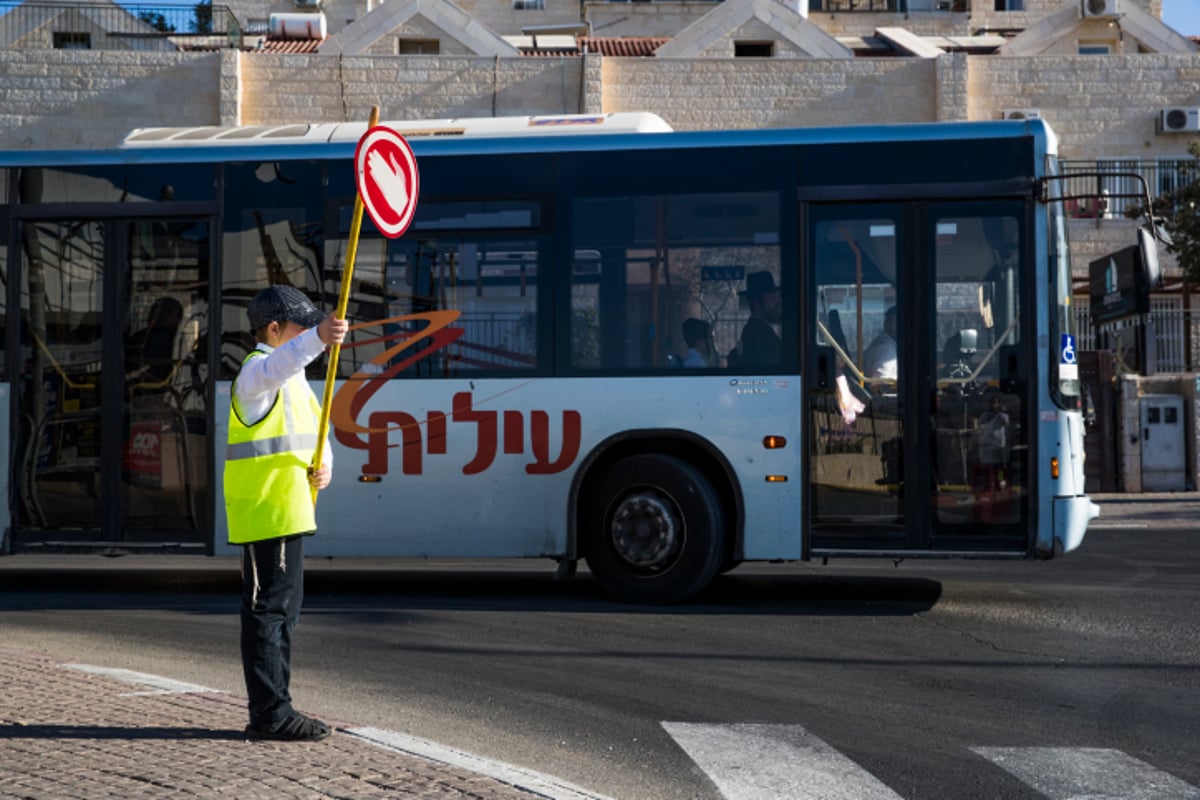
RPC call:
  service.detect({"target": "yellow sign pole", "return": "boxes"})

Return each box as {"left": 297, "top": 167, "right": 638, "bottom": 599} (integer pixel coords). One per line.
{"left": 312, "top": 104, "right": 380, "bottom": 505}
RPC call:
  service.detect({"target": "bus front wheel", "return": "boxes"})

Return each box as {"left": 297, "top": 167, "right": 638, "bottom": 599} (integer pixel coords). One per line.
{"left": 581, "top": 454, "right": 726, "bottom": 604}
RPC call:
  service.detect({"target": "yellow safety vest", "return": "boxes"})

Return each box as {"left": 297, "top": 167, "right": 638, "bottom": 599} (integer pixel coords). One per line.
{"left": 224, "top": 351, "right": 322, "bottom": 544}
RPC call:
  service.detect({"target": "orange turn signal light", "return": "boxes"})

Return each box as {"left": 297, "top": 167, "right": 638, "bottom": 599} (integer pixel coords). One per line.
{"left": 763, "top": 436, "right": 787, "bottom": 449}
{"left": 1050, "top": 457, "right": 1059, "bottom": 480}
{"left": 765, "top": 475, "right": 788, "bottom": 483}
{"left": 359, "top": 475, "right": 383, "bottom": 483}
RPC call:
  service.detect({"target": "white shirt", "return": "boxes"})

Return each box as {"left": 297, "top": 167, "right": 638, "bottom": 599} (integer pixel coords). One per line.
{"left": 862, "top": 331, "right": 897, "bottom": 380}
{"left": 232, "top": 327, "right": 332, "bottom": 465}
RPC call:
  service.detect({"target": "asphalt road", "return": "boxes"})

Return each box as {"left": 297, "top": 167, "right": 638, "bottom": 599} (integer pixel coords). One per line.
{"left": 1, "top": 514, "right": 1197, "bottom": 799}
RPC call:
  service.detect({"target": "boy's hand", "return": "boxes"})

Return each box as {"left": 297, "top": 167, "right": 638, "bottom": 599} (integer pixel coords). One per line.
{"left": 318, "top": 315, "right": 349, "bottom": 347}
{"left": 307, "top": 464, "right": 332, "bottom": 490}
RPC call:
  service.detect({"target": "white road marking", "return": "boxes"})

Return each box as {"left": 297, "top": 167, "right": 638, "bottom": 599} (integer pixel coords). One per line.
{"left": 662, "top": 722, "right": 902, "bottom": 800}
{"left": 60, "top": 663, "right": 611, "bottom": 798}
{"left": 62, "top": 664, "right": 220, "bottom": 696}
{"left": 344, "top": 726, "right": 616, "bottom": 800}
{"left": 973, "top": 747, "right": 1200, "bottom": 799}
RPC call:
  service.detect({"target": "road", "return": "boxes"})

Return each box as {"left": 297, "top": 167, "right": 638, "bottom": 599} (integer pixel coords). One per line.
{"left": 1, "top": 516, "right": 1197, "bottom": 799}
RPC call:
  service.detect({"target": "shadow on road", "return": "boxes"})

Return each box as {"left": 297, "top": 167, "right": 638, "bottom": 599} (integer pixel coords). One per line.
{"left": 0, "top": 724, "right": 245, "bottom": 741}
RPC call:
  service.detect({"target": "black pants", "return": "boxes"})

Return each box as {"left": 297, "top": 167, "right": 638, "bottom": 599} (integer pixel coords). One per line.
{"left": 240, "top": 535, "right": 306, "bottom": 730}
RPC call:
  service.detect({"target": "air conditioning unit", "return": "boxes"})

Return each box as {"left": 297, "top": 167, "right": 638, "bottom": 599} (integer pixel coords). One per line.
{"left": 1002, "top": 109, "right": 1042, "bottom": 121}
{"left": 1159, "top": 107, "right": 1200, "bottom": 133}
{"left": 1081, "top": 0, "right": 1118, "bottom": 18}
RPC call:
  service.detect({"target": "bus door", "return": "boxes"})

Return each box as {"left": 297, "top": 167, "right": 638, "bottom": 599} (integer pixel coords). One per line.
{"left": 806, "top": 201, "right": 1030, "bottom": 554}
{"left": 13, "top": 215, "right": 213, "bottom": 551}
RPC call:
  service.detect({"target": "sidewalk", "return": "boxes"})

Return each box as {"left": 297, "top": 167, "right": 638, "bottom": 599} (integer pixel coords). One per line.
{"left": 1089, "top": 491, "right": 1200, "bottom": 528}
{"left": 0, "top": 647, "right": 571, "bottom": 800}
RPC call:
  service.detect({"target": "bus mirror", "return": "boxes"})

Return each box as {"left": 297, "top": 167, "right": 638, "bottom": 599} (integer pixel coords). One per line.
{"left": 1138, "top": 225, "right": 1162, "bottom": 291}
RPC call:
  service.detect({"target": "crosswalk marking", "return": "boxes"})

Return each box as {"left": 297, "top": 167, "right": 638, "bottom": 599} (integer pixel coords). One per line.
{"left": 973, "top": 747, "right": 1200, "bottom": 800}
{"left": 662, "top": 722, "right": 903, "bottom": 800}
{"left": 663, "top": 724, "right": 1200, "bottom": 800}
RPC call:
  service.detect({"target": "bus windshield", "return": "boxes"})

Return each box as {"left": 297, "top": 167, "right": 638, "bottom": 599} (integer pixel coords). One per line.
{"left": 1047, "top": 155, "right": 1082, "bottom": 408}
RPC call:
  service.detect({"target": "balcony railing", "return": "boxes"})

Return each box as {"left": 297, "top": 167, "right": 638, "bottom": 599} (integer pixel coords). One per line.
{"left": 1059, "top": 158, "right": 1200, "bottom": 219}
{"left": 807, "top": 0, "right": 967, "bottom": 11}
{"left": 0, "top": 2, "right": 241, "bottom": 47}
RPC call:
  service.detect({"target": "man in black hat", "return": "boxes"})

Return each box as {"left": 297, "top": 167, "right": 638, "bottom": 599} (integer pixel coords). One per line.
{"left": 729, "top": 271, "right": 781, "bottom": 369}
{"left": 225, "top": 284, "right": 347, "bottom": 742}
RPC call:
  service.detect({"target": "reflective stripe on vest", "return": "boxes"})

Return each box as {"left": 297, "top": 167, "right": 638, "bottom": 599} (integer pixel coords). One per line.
{"left": 224, "top": 351, "right": 321, "bottom": 544}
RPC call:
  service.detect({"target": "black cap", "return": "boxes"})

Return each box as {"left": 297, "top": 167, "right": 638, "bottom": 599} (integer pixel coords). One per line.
{"left": 246, "top": 285, "right": 326, "bottom": 330}
{"left": 739, "top": 271, "right": 780, "bottom": 298}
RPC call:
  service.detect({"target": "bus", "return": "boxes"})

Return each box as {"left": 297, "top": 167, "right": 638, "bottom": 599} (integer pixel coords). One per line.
{"left": 0, "top": 112, "right": 1102, "bottom": 603}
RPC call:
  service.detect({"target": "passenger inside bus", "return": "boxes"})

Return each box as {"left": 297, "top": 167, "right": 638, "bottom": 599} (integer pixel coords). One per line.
{"left": 727, "top": 271, "right": 781, "bottom": 369}
{"left": 862, "top": 304, "right": 897, "bottom": 386}
{"left": 974, "top": 395, "right": 1011, "bottom": 492}
{"left": 681, "top": 317, "right": 712, "bottom": 368}
{"left": 126, "top": 296, "right": 184, "bottom": 392}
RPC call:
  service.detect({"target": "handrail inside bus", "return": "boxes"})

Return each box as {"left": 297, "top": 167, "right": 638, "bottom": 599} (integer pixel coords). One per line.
{"left": 819, "top": 315, "right": 1019, "bottom": 392}
{"left": 815, "top": 319, "right": 889, "bottom": 391}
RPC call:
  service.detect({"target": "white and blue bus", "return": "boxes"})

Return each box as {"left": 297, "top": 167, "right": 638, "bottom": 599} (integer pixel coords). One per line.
{"left": 0, "top": 113, "right": 1100, "bottom": 602}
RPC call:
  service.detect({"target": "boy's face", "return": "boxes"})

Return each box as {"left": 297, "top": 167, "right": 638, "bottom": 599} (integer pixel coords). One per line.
{"left": 261, "top": 320, "right": 309, "bottom": 347}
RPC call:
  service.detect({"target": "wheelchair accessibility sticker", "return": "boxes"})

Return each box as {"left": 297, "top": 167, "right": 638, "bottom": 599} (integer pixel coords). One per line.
{"left": 1060, "top": 334, "right": 1078, "bottom": 381}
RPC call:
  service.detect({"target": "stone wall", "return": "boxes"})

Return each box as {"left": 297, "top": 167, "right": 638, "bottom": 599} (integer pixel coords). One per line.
{"left": 4, "top": 47, "right": 1197, "bottom": 160}
{"left": 601, "top": 56, "right": 937, "bottom": 129}
{"left": 0, "top": 50, "right": 222, "bottom": 149}
{"left": 967, "top": 54, "right": 1200, "bottom": 159}
{"left": 238, "top": 53, "right": 588, "bottom": 123}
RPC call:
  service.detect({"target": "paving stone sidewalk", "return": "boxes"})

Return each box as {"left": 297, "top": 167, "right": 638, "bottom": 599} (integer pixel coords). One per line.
{"left": 0, "top": 648, "right": 548, "bottom": 800}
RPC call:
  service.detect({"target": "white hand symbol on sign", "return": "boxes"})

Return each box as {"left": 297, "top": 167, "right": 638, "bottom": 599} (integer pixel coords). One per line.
{"left": 367, "top": 149, "right": 408, "bottom": 214}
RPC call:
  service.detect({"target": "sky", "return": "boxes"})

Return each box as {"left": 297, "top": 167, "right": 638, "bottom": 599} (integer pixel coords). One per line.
{"left": 1162, "top": 0, "right": 1200, "bottom": 36}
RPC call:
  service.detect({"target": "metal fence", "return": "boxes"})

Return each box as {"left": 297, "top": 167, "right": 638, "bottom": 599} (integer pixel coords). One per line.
{"left": 1059, "top": 158, "right": 1200, "bottom": 219}
{"left": 1076, "top": 298, "right": 1200, "bottom": 374}
{"left": 0, "top": 2, "right": 240, "bottom": 45}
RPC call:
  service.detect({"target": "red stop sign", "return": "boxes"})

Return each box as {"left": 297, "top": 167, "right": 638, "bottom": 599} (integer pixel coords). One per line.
{"left": 355, "top": 126, "right": 419, "bottom": 238}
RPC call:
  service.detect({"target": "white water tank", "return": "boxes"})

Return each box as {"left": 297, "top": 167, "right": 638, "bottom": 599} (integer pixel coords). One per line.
{"left": 268, "top": 12, "right": 327, "bottom": 40}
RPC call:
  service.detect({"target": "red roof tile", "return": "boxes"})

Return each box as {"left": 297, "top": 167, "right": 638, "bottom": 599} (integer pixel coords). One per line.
{"left": 580, "top": 37, "right": 668, "bottom": 57}
{"left": 258, "top": 38, "right": 324, "bottom": 54}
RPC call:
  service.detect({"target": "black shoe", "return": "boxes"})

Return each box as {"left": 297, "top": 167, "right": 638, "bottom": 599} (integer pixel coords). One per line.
{"left": 246, "top": 713, "right": 331, "bottom": 742}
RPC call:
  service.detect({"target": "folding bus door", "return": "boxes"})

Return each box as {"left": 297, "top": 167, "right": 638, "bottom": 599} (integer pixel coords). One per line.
{"left": 806, "top": 200, "right": 1030, "bottom": 554}
{"left": 13, "top": 215, "right": 213, "bottom": 550}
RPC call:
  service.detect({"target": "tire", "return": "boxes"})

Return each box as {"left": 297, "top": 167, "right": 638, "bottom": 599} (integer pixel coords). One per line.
{"left": 581, "top": 454, "right": 727, "bottom": 604}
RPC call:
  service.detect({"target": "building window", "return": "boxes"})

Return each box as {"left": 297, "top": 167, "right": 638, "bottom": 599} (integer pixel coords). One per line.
{"left": 53, "top": 32, "right": 91, "bottom": 49}
{"left": 994, "top": 0, "right": 1024, "bottom": 9}
{"left": 734, "top": 41, "right": 774, "bottom": 57}
{"left": 1078, "top": 41, "right": 1112, "bottom": 54}
{"left": 512, "top": 0, "right": 545, "bottom": 8}
{"left": 397, "top": 38, "right": 439, "bottom": 54}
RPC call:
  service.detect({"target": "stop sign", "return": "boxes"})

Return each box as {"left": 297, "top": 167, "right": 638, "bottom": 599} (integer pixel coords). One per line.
{"left": 354, "top": 125, "right": 419, "bottom": 238}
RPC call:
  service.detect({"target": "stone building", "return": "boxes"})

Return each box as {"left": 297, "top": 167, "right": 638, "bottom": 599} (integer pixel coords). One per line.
{"left": 1, "top": 0, "right": 1198, "bottom": 489}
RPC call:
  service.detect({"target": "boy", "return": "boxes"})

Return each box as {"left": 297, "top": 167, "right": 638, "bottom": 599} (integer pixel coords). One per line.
{"left": 224, "top": 285, "right": 348, "bottom": 742}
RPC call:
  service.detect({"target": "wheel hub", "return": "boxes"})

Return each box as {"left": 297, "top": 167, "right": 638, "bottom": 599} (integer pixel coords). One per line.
{"left": 610, "top": 491, "right": 682, "bottom": 570}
